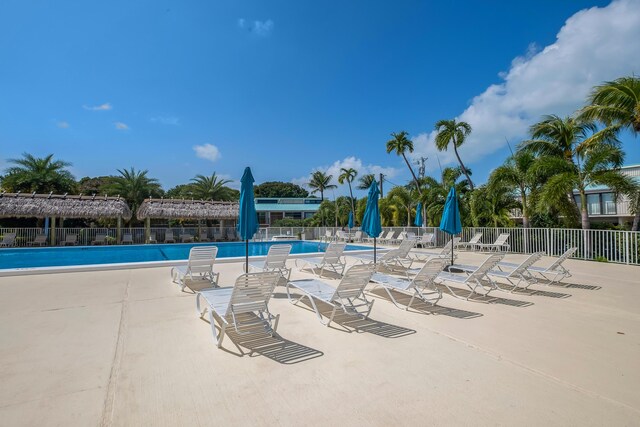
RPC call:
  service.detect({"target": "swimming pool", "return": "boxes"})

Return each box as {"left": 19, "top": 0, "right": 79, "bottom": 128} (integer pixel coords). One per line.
{"left": 0, "top": 241, "right": 369, "bottom": 270}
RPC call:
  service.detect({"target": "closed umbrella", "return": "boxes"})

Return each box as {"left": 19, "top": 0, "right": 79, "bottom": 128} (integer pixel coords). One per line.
{"left": 238, "top": 167, "right": 259, "bottom": 273}
{"left": 439, "top": 187, "right": 462, "bottom": 269}
{"left": 414, "top": 202, "right": 423, "bottom": 227}
{"left": 361, "top": 179, "right": 382, "bottom": 263}
{"left": 348, "top": 211, "right": 354, "bottom": 229}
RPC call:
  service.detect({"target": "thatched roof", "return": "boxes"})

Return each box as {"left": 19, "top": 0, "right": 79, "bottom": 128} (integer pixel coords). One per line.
{"left": 0, "top": 192, "right": 132, "bottom": 220}
{"left": 136, "top": 199, "right": 239, "bottom": 220}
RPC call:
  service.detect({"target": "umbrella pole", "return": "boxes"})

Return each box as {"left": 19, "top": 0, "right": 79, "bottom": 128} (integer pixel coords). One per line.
{"left": 374, "top": 238, "right": 377, "bottom": 264}
{"left": 245, "top": 239, "right": 249, "bottom": 273}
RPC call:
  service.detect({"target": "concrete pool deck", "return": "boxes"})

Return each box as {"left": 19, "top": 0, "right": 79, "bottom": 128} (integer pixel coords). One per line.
{"left": 0, "top": 248, "right": 639, "bottom": 426}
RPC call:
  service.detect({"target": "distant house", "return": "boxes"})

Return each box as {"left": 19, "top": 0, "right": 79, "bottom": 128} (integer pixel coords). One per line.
{"left": 255, "top": 197, "right": 321, "bottom": 226}
{"left": 511, "top": 164, "right": 639, "bottom": 226}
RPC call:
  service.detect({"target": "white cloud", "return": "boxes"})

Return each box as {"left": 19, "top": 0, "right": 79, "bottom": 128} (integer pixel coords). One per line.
{"left": 218, "top": 173, "right": 240, "bottom": 190}
{"left": 412, "top": 0, "right": 640, "bottom": 170}
{"left": 114, "top": 122, "right": 129, "bottom": 130}
{"left": 237, "top": 18, "right": 274, "bottom": 36}
{"left": 56, "top": 121, "right": 69, "bottom": 129}
{"left": 193, "top": 143, "right": 221, "bottom": 162}
{"left": 293, "top": 156, "right": 401, "bottom": 196}
{"left": 83, "top": 102, "right": 112, "bottom": 111}
{"left": 150, "top": 116, "right": 180, "bottom": 125}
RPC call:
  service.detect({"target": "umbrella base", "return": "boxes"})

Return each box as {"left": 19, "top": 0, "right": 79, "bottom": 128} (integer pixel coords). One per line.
{"left": 445, "top": 265, "right": 464, "bottom": 273}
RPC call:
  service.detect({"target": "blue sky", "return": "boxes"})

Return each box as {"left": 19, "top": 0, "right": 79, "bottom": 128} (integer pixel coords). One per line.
{"left": 1, "top": 0, "right": 639, "bottom": 195}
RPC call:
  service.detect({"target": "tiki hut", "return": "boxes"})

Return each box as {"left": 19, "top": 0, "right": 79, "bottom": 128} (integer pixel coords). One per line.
{"left": 0, "top": 192, "right": 132, "bottom": 244}
{"left": 136, "top": 199, "right": 239, "bottom": 241}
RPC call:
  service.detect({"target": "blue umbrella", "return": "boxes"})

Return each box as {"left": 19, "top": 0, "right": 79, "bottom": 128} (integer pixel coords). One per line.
{"left": 348, "top": 211, "right": 354, "bottom": 229}
{"left": 440, "top": 186, "right": 462, "bottom": 267}
{"left": 238, "top": 167, "right": 259, "bottom": 272}
{"left": 414, "top": 202, "right": 423, "bottom": 227}
{"left": 361, "top": 179, "right": 382, "bottom": 263}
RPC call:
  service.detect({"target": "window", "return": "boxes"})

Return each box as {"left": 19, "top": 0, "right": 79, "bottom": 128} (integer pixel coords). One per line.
{"left": 602, "top": 193, "right": 617, "bottom": 215}
{"left": 587, "top": 194, "right": 601, "bottom": 215}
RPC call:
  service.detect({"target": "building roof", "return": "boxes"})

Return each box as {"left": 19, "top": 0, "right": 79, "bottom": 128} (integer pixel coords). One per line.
{"left": 255, "top": 203, "right": 321, "bottom": 212}
{"left": 136, "top": 199, "right": 239, "bottom": 220}
{"left": 0, "top": 192, "right": 132, "bottom": 220}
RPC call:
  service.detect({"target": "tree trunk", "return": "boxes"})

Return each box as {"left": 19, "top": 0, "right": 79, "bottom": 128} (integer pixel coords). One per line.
{"left": 452, "top": 145, "right": 474, "bottom": 190}
{"left": 348, "top": 182, "right": 355, "bottom": 220}
{"left": 407, "top": 208, "right": 411, "bottom": 227}
{"left": 521, "top": 191, "right": 529, "bottom": 228}
{"left": 402, "top": 154, "right": 422, "bottom": 195}
{"left": 320, "top": 190, "right": 324, "bottom": 202}
{"left": 579, "top": 191, "right": 590, "bottom": 230}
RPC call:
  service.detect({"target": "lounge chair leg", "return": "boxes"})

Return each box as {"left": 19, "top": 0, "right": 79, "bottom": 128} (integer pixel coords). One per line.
{"left": 216, "top": 320, "right": 227, "bottom": 348}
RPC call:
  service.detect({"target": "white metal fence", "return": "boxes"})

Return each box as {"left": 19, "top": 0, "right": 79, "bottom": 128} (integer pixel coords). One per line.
{"left": 1, "top": 226, "right": 639, "bottom": 265}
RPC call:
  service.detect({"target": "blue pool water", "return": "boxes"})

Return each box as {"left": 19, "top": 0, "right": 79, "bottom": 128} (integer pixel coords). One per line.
{"left": 0, "top": 241, "right": 369, "bottom": 270}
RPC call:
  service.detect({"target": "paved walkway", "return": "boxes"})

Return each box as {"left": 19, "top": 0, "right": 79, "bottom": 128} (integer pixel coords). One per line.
{"left": 1, "top": 251, "right": 639, "bottom": 426}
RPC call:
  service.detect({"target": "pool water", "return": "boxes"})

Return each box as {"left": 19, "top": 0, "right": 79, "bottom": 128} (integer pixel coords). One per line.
{"left": 0, "top": 241, "right": 369, "bottom": 270}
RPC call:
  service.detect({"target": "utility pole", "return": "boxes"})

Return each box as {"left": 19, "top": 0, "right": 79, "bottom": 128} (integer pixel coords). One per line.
{"left": 379, "top": 173, "right": 384, "bottom": 197}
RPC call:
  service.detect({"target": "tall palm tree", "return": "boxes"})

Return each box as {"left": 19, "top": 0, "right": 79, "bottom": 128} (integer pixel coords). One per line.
{"left": 107, "top": 168, "right": 163, "bottom": 223}
{"left": 387, "top": 186, "right": 413, "bottom": 226}
{"left": 434, "top": 119, "right": 474, "bottom": 190}
{"left": 470, "top": 184, "right": 518, "bottom": 228}
{"left": 420, "top": 167, "right": 472, "bottom": 227}
{"left": 488, "top": 151, "right": 541, "bottom": 228}
{"left": 579, "top": 75, "right": 640, "bottom": 135}
{"left": 357, "top": 173, "right": 375, "bottom": 190}
{"left": 189, "top": 173, "right": 234, "bottom": 201}
{"left": 307, "top": 170, "right": 337, "bottom": 201}
{"left": 1, "top": 153, "right": 75, "bottom": 193}
{"left": 338, "top": 167, "right": 358, "bottom": 218}
{"left": 386, "top": 131, "right": 422, "bottom": 194}
{"left": 522, "top": 116, "right": 632, "bottom": 229}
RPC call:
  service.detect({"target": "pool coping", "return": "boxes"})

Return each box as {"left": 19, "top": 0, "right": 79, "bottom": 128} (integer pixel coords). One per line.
{"left": 0, "top": 241, "right": 380, "bottom": 277}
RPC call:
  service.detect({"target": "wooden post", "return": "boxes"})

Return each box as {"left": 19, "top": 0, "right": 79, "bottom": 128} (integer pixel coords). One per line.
{"left": 145, "top": 217, "right": 151, "bottom": 243}
{"left": 50, "top": 217, "right": 56, "bottom": 246}
{"left": 117, "top": 216, "right": 122, "bottom": 244}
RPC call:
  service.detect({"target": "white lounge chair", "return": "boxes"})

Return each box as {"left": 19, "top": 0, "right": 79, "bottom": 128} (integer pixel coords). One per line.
{"left": 286, "top": 264, "right": 376, "bottom": 327}
{"left": 435, "top": 253, "right": 504, "bottom": 300}
{"left": 62, "top": 234, "right": 78, "bottom": 246}
{"left": 29, "top": 234, "right": 48, "bottom": 246}
{"left": 171, "top": 246, "right": 220, "bottom": 291}
{"left": 92, "top": 234, "right": 107, "bottom": 245}
{"left": 476, "top": 233, "right": 510, "bottom": 252}
{"left": 456, "top": 233, "right": 483, "bottom": 250}
{"left": 148, "top": 232, "right": 157, "bottom": 244}
{"left": 199, "top": 231, "right": 210, "bottom": 242}
{"left": 415, "top": 233, "right": 435, "bottom": 248}
{"left": 122, "top": 233, "right": 134, "bottom": 244}
{"left": 247, "top": 244, "right": 292, "bottom": 280}
{"left": 354, "top": 239, "right": 416, "bottom": 271}
{"left": 294, "top": 242, "right": 347, "bottom": 277}
{"left": 380, "top": 230, "right": 399, "bottom": 245}
{"left": 336, "top": 230, "right": 349, "bottom": 242}
{"left": 180, "top": 233, "right": 194, "bottom": 243}
{"left": 213, "top": 230, "right": 223, "bottom": 241}
{"left": 196, "top": 271, "right": 281, "bottom": 348}
{"left": 321, "top": 230, "right": 335, "bottom": 243}
{"left": 455, "top": 252, "right": 543, "bottom": 292}
{"left": 164, "top": 230, "right": 176, "bottom": 243}
{"left": 497, "top": 247, "right": 578, "bottom": 286}
{"left": 0, "top": 232, "right": 17, "bottom": 247}
{"left": 352, "top": 231, "right": 363, "bottom": 242}
{"left": 369, "top": 257, "right": 448, "bottom": 310}
{"left": 410, "top": 237, "right": 460, "bottom": 262}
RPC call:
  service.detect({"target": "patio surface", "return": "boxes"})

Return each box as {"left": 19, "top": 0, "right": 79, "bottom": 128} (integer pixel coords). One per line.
{"left": 1, "top": 248, "right": 639, "bottom": 426}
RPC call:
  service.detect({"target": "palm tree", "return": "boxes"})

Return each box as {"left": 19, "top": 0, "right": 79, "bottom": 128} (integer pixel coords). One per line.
{"left": 387, "top": 186, "right": 413, "bottom": 226}
{"left": 308, "top": 170, "right": 337, "bottom": 201}
{"left": 488, "top": 151, "right": 541, "bottom": 228}
{"left": 420, "top": 167, "right": 472, "bottom": 227}
{"left": 189, "top": 173, "right": 234, "bottom": 201}
{"left": 470, "top": 184, "right": 518, "bottom": 228}
{"left": 357, "top": 173, "right": 375, "bottom": 190}
{"left": 434, "top": 119, "right": 474, "bottom": 190}
{"left": 522, "top": 116, "right": 633, "bottom": 229}
{"left": 1, "top": 153, "right": 75, "bottom": 193}
{"left": 579, "top": 75, "right": 640, "bottom": 135}
{"left": 107, "top": 168, "right": 163, "bottom": 223}
{"left": 338, "top": 167, "right": 358, "bottom": 219}
{"left": 386, "top": 131, "right": 422, "bottom": 194}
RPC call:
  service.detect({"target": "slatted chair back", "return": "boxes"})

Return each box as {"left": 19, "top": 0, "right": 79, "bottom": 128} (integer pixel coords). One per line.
{"left": 511, "top": 252, "right": 544, "bottom": 275}
{"left": 1, "top": 233, "right": 16, "bottom": 245}
{"left": 264, "top": 244, "right": 292, "bottom": 269}
{"left": 165, "top": 230, "right": 174, "bottom": 241}
{"left": 493, "top": 233, "right": 510, "bottom": 246}
{"left": 227, "top": 271, "right": 281, "bottom": 316}
{"left": 94, "top": 234, "right": 107, "bottom": 242}
{"left": 353, "top": 231, "right": 363, "bottom": 241}
{"left": 397, "top": 238, "right": 416, "bottom": 257}
{"left": 199, "top": 231, "right": 208, "bottom": 240}
{"left": 322, "top": 242, "right": 346, "bottom": 264}
{"left": 122, "top": 233, "right": 133, "bottom": 244}
{"left": 468, "top": 253, "right": 504, "bottom": 281}
{"left": 33, "top": 234, "right": 47, "bottom": 244}
{"left": 65, "top": 234, "right": 78, "bottom": 244}
{"left": 187, "top": 246, "right": 218, "bottom": 276}
{"left": 468, "top": 233, "right": 483, "bottom": 244}
{"left": 419, "top": 233, "right": 435, "bottom": 244}
{"left": 548, "top": 247, "right": 578, "bottom": 271}
{"left": 442, "top": 237, "right": 461, "bottom": 254}
{"left": 405, "top": 231, "right": 416, "bottom": 240}
{"left": 332, "top": 263, "right": 376, "bottom": 301}
{"left": 384, "top": 230, "right": 396, "bottom": 240}
{"left": 413, "top": 257, "right": 448, "bottom": 286}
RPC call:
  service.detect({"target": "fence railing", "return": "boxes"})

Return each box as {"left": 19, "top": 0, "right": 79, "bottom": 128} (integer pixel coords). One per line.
{"left": 1, "top": 226, "right": 639, "bottom": 265}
